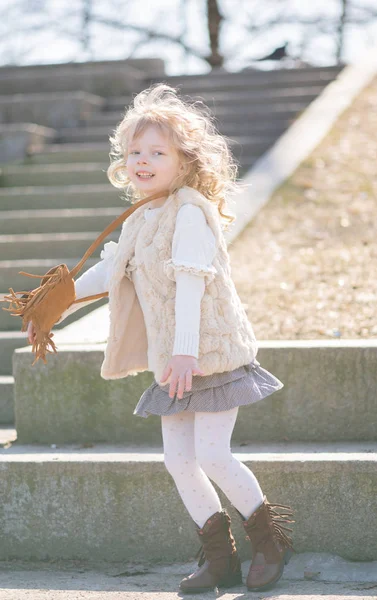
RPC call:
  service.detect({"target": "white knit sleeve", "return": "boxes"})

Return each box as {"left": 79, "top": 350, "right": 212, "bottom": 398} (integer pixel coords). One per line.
{"left": 55, "top": 241, "right": 117, "bottom": 324}
{"left": 168, "top": 205, "right": 216, "bottom": 357}
{"left": 172, "top": 271, "right": 205, "bottom": 358}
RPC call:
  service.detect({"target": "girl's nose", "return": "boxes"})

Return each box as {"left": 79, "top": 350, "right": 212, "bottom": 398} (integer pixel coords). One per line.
{"left": 137, "top": 155, "right": 148, "bottom": 164}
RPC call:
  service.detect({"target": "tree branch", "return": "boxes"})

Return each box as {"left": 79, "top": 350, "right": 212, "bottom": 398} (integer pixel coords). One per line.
{"left": 92, "top": 15, "right": 206, "bottom": 61}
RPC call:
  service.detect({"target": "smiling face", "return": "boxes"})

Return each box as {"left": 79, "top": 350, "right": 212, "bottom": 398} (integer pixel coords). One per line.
{"left": 125, "top": 123, "right": 184, "bottom": 206}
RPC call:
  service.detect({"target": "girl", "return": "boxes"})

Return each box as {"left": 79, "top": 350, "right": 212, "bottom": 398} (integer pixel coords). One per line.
{"left": 28, "top": 84, "right": 295, "bottom": 593}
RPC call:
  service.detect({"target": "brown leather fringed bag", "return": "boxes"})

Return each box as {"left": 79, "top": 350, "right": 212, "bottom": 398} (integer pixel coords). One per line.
{"left": 1, "top": 189, "right": 169, "bottom": 366}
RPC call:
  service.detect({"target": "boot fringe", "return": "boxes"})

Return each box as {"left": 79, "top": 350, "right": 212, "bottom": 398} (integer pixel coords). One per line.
{"left": 265, "top": 500, "right": 296, "bottom": 553}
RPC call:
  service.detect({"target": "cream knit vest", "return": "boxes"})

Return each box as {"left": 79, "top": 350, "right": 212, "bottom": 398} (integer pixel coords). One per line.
{"left": 100, "top": 186, "right": 258, "bottom": 384}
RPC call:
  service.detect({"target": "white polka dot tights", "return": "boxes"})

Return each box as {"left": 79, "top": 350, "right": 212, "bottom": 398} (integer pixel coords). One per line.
{"left": 161, "top": 407, "right": 264, "bottom": 528}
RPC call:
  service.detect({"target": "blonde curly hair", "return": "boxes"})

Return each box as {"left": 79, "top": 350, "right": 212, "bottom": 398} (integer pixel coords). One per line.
{"left": 107, "top": 83, "right": 240, "bottom": 229}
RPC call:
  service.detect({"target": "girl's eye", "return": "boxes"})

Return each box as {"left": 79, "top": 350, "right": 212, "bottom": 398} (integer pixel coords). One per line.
{"left": 128, "top": 151, "right": 163, "bottom": 155}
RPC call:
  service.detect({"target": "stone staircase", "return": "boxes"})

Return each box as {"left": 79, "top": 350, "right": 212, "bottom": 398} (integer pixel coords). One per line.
{"left": 3, "top": 60, "right": 373, "bottom": 567}
{"left": 2, "top": 340, "right": 376, "bottom": 563}
{"left": 0, "top": 62, "right": 342, "bottom": 426}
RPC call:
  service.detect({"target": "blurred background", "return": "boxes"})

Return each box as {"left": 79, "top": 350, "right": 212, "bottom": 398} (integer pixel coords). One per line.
{"left": 0, "top": 1, "right": 376, "bottom": 573}
{"left": 2, "top": 0, "right": 377, "bottom": 74}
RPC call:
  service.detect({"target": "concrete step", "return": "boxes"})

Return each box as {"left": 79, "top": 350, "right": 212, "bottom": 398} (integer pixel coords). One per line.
{"left": 0, "top": 122, "right": 56, "bottom": 164}
{"left": 0, "top": 59, "right": 146, "bottom": 96}
{"left": 13, "top": 341, "right": 377, "bottom": 445}
{"left": 21, "top": 135, "right": 276, "bottom": 164}
{"left": 0, "top": 376, "right": 14, "bottom": 424}
{"left": 0, "top": 556, "right": 376, "bottom": 598}
{"left": 106, "top": 85, "right": 327, "bottom": 112}
{"left": 0, "top": 206, "right": 127, "bottom": 235}
{"left": 0, "top": 163, "right": 109, "bottom": 187}
{"left": 0, "top": 256, "right": 99, "bottom": 291}
{"left": 151, "top": 66, "right": 343, "bottom": 91}
{"left": 0, "top": 331, "right": 27, "bottom": 375}
{"left": 0, "top": 230, "right": 119, "bottom": 261}
{"left": 84, "top": 103, "right": 308, "bottom": 129}
{"left": 0, "top": 439, "right": 375, "bottom": 561}
{"left": 219, "top": 120, "right": 292, "bottom": 137}
{"left": 0, "top": 184, "right": 122, "bottom": 210}
{"left": 23, "top": 143, "right": 113, "bottom": 165}
{"left": 58, "top": 120, "right": 291, "bottom": 143}
{"left": 0, "top": 91, "right": 104, "bottom": 129}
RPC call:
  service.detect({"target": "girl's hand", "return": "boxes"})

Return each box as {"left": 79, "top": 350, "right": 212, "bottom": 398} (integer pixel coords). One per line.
{"left": 27, "top": 321, "right": 36, "bottom": 345}
{"left": 160, "top": 355, "right": 204, "bottom": 400}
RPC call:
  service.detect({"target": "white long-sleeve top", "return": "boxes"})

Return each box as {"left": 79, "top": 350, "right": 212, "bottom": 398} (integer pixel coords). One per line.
{"left": 57, "top": 204, "right": 217, "bottom": 358}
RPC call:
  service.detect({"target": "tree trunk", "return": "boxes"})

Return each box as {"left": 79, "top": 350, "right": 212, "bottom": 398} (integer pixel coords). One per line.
{"left": 81, "top": 0, "right": 94, "bottom": 59}
{"left": 336, "top": 0, "right": 348, "bottom": 64}
{"left": 205, "top": 0, "right": 224, "bottom": 68}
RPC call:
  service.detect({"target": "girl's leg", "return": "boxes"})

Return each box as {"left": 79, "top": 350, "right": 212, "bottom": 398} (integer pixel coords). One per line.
{"left": 163, "top": 414, "right": 244, "bottom": 593}
{"left": 194, "top": 407, "right": 264, "bottom": 519}
{"left": 161, "top": 412, "right": 222, "bottom": 527}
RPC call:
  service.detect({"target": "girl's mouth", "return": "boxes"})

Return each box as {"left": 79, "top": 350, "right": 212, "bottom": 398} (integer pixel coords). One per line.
{"left": 136, "top": 172, "right": 155, "bottom": 179}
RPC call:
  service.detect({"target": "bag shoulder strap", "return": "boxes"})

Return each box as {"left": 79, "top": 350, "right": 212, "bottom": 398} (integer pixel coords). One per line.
{"left": 69, "top": 189, "right": 170, "bottom": 280}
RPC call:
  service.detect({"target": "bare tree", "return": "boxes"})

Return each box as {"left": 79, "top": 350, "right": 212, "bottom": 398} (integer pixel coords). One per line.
{"left": 205, "top": 0, "right": 224, "bottom": 68}
{"left": 336, "top": 0, "right": 349, "bottom": 64}
{"left": 234, "top": 0, "right": 371, "bottom": 67}
{"left": 1, "top": 0, "right": 376, "bottom": 71}
{"left": 80, "top": 0, "right": 94, "bottom": 60}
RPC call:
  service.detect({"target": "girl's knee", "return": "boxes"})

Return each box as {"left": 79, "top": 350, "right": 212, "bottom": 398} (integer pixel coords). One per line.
{"left": 164, "top": 453, "right": 195, "bottom": 478}
{"left": 196, "top": 448, "right": 231, "bottom": 478}
{"left": 164, "top": 453, "right": 181, "bottom": 476}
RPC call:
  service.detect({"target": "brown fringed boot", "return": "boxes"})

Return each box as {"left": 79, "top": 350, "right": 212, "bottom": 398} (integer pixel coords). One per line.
{"left": 179, "top": 509, "right": 242, "bottom": 594}
{"left": 238, "top": 495, "right": 296, "bottom": 592}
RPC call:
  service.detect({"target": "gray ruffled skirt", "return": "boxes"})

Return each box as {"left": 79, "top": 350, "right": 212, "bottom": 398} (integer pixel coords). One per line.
{"left": 133, "top": 359, "right": 284, "bottom": 418}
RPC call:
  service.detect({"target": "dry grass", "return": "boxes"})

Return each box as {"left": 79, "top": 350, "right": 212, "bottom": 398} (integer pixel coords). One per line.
{"left": 229, "top": 75, "right": 377, "bottom": 340}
